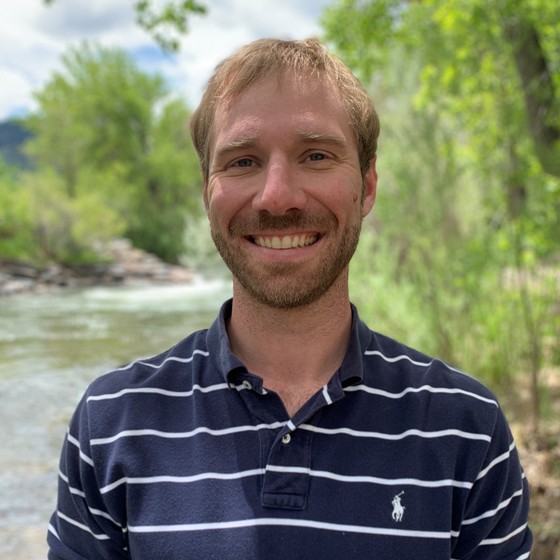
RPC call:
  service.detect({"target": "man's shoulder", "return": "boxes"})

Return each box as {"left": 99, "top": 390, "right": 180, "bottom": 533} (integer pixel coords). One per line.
{"left": 363, "top": 329, "right": 498, "bottom": 404}
{"left": 85, "top": 327, "right": 214, "bottom": 397}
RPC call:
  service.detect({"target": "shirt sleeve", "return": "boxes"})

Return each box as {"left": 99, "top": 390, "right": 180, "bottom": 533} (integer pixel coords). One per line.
{"left": 451, "top": 405, "right": 533, "bottom": 559}
{"left": 47, "top": 392, "right": 129, "bottom": 559}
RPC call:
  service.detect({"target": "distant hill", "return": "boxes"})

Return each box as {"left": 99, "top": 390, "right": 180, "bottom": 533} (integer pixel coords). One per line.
{"left": 0, "top": 120, "right": 34, "bottom": 169}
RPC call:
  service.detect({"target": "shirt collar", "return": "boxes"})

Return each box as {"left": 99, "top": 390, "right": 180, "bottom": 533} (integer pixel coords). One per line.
{"left": 206, "top": 298, "right": 371, "bottom": 387}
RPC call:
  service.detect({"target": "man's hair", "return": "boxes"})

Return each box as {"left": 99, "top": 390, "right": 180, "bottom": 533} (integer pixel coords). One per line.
{"left": 189, "top": 38, "right": 380, "bottom": 180}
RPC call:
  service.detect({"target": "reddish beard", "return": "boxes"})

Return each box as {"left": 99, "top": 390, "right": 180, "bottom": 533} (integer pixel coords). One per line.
{"left": 211, "top": 209, "right": 362, "bottom": 309}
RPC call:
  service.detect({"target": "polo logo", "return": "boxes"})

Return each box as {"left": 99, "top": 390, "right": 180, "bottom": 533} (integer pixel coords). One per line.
{"left": 391, "top": 491, "right": 405, "bottom": 522}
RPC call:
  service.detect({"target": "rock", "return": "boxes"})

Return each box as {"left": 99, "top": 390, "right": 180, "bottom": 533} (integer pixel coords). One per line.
{"left": 1, "top": 262, "right": 40, "bottom": 279}
{"left": 0, "top": 278, "right": 35, "bottom": 295}
{"left": 0, "top": 239, "right": 195, "bottom": 295}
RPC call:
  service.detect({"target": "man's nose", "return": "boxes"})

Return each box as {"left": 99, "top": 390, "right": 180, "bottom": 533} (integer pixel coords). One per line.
{"left": 252, "top": 160, "right": 307, "bottom": 215}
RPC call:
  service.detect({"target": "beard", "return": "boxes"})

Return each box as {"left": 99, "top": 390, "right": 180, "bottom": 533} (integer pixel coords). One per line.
{"left": 211, "top": 210, "right": 362, "bottom": 309}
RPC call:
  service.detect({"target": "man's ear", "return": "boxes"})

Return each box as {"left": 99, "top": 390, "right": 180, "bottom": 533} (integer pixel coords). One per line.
{"left": 361, "top": 156, "right": 377, "bottom": 217}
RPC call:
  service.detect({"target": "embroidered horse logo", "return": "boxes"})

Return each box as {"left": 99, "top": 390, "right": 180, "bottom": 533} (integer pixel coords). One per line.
{"left": 392, "top": 491, "right": 405, "bottom": 522}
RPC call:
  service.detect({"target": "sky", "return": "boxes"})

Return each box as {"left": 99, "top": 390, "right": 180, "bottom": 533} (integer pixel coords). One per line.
{"left": 0, "top": 0, "right": 332, "bottom": 122}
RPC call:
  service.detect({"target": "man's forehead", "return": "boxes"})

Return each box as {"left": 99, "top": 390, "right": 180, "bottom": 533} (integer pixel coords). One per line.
{"left": 209, "top": 72, "right": 346, "bottom": 144}
{"left": 217, "top": 69, "right": 340, "bottom": 114}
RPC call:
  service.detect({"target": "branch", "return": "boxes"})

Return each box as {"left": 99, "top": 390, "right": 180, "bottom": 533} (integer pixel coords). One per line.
{"left": 43, "top": 0, "right": 207, "bottom": 53}
{"left": 134, "top": 0, "right": 207, "bottom": 53}
{"left": 501, "top": 12, "right": 560, "bottom": 178}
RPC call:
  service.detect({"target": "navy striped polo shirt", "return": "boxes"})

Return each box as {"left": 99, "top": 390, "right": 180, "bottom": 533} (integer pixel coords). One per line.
{"left": 48, "top": 300, "right": 532, "bottom": 559}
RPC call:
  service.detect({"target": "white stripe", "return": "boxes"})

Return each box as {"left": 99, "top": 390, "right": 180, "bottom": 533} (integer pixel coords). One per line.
{"left": 113, "top": 350, "right": 210, "bottom": 373}
{"left": 300, "top": 424, "right": 491, "bottom": 442}
{"left": 100, "top": 465, "right": 473, "bottom": 495}
{"left": 476, "top": 441, "right": 516, "bottom": 480}
{"left": 100, "top": 468, "right": 266, "bottom": 494}
{"left": 128, "top": 516, "right": 450, "bottom": 539}
{"left": 48, "top": 523, "right": 60, "bottom": 540}
{"left": 287, "top": 420, "right": 296, "bottom": 432}
{"left": 87, "top": 382, "right": 229, "bottom": 403}
{"left": 364, "top": 350, "right": 468, "bottom": 375}
{"left": 462, "top": 488, "right": 525, "bottom": 526}
{"left": 59, "top": 469, "right": 87, "bottom": 498}
{"left": 266, "top": 465, "right": 473, "bottom": 489}
{"left": 479, "top": 522, "right": 528, "bottom": 545}
{"left": 322, "top": 385, "right": 333, "bottom": 405}
{"left": 90, "top": 421, "right": 287, "bottom": 446}
{"left": 89, "top": 507, "right": 122, "bottom": 527}
{"left": 57, "top": 511, "right": 111, "bottom": 540}
{"left": 58, "top": 470, "right": 122, "bottom": 526}
{"left": 69, "top": 486, "right": 86, "bottom": 498}
{"left": 345, "top": 384, "right": 497, "bottom": 406}
{"left": 67, "top": 433, "right": 94, "bottom": 466}
{"left": 514, "top": 553, "right": 531, "bottom": 560}
{"left": 364, "top": 350, "right": 435, "bottom": 367}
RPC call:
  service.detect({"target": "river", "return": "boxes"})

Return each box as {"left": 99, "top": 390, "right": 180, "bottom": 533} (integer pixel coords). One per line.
{"left": 0, "top": 278, "right": 232, "bottom": 560}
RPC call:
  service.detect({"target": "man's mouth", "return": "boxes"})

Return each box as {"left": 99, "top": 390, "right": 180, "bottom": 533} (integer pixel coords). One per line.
{"left": 251, "top": 233, "right": 318, "bottom": 249}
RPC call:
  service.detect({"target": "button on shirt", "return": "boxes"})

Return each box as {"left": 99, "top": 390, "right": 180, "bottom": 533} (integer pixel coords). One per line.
{"left": 47, "top": 300, "right": 532, "bottom": 559}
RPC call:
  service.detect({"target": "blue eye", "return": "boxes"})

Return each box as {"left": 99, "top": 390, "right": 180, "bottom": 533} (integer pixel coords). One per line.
{"left": 233, "top": 158, "right": 254, "bottom": 167}
{"left": 308, "top": 153, "right": 326, "bottom": 161}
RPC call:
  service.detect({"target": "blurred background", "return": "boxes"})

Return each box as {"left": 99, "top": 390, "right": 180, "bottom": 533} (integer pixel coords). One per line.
{"left": 0, "top": 1, "right": 558, "bottom": 558}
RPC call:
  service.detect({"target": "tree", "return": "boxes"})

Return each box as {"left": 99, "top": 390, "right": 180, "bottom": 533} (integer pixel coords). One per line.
{"left": 43, "top": 0, "right": 207, "bottom": 52}
{"left": 25, "top": 43, "right": 202, "bottom": 263}
{"left": 323, "top": 0, "right": 560, "bottom": 431}
{"left": 127, "top": 98, "right": 203, "bottom": 262}
{"left": 0, "top": 160, "right": 125, "bottom": 265}
{"left": 26, "top": 44, "right": 167, "bottom": 196}
{"left": 323, "top": 0, "right": 560, "bottom": 179}
{"left": 0, "top": 160, "right": 35, "bottom": 262}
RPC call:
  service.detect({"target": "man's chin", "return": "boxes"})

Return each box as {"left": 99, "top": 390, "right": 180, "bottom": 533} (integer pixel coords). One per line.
{"left": 240, "top": 287, "right": 325, "bottom": 310}
{"left": 233, "top": 270, "right": 338, "bottom": 310}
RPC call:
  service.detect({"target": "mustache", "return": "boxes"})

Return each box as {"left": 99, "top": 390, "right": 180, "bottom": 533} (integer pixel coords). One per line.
{"left": 229, "top": 211, "right": 337, "bottom": 236}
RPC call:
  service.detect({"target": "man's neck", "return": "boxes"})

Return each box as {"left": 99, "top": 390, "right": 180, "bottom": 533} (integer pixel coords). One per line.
{"left": 227, "top": 278, "right": 352, "bottom": 416}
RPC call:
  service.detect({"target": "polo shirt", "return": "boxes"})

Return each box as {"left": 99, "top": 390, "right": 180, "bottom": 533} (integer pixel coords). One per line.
{"left": 47, "top": 300, "right": 532, "bottom": 559}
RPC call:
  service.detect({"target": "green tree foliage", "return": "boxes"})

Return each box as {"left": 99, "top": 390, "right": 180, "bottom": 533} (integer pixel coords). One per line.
{"left": 0, "top": 161, "right": 35, "bottom": 262}
{"left": 323, "top": 0, "right": 560, "bottom": 428}
{"left": 323, "top": 0, "right": 560, "bottom": 179}
{"left": 24, "top": 43, "right": 202, "bottom": 263}
{"left": 43, "top": 0, "right": 207, "bottom": 52}
{"left": 126, "top": 99, "right": 203, "bottom": 262}
{"left": 0, "top": 161, "right": 124, "bottom": 265}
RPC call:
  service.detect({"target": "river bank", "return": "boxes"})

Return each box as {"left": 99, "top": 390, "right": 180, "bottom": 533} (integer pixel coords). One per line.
{"left": 0, "top": 238, "right": 194, "bottom": 296}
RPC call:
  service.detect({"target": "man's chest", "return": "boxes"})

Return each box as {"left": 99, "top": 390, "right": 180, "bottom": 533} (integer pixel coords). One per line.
{"left": 99, "top": 424, "right": 465, "bottom": 559}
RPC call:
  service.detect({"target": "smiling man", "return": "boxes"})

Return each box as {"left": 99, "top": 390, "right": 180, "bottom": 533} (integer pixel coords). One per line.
{"left": 48, "top": 39, "right": 532, "bottom": 559}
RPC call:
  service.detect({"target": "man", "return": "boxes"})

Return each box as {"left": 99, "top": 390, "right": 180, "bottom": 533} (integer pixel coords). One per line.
{"left": 48, "top": 38, "right": 532, "bottom": 559}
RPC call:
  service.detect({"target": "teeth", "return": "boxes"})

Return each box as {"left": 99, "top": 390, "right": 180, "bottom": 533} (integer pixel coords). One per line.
{"left": 254, "top": 234, "right": 318, "bottom": 249}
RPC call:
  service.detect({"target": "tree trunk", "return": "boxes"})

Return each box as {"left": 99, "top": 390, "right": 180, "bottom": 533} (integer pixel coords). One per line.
{"left": 501, "top": 11, "right": 560, "bottom": 178}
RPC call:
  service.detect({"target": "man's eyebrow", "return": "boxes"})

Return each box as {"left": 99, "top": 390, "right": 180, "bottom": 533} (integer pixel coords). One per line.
{"left": 212, "top": 131, "right": 349, "bottom": 162}
{"left": 297, "top": 131, "right": 348, "bottom": 147}
{"left": 213, "top": 135, "right": 258, "bottom": 160}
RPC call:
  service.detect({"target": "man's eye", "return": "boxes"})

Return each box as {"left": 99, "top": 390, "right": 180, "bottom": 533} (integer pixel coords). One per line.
{"left": 232, "top": 158, "right": 254, "bottom": 167}
{"left": 308, "top": 153, "right": 326, "bottom": 161}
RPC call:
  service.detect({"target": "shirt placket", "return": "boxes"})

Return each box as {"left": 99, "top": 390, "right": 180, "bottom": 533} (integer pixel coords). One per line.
{"left": 261, "top": 420, "right": 312, "bottom": 509}
{"left": 232, "top": 369, "right": 348, "bottom": 511}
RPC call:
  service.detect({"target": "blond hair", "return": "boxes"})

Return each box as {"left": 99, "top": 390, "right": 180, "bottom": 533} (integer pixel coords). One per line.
{"left": 189, "top": 38, "right": 380, "bottom": 180}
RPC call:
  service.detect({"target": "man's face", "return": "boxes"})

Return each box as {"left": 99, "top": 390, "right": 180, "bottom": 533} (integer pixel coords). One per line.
{"left": 204, "top": 73, "right": 377, "bottom": 309}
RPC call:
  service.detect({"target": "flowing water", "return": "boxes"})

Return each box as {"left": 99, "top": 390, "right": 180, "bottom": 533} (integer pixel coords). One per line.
{"left": 0, "top": 278, "right": 232, "bottom": 559}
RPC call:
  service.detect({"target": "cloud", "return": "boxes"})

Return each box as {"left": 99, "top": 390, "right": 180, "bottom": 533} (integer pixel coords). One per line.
{"left": 174, "top": 0, "right": 328, "bottom": 106}
{"left": 0, "top": 0, "right": 330, "bottom": 121}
